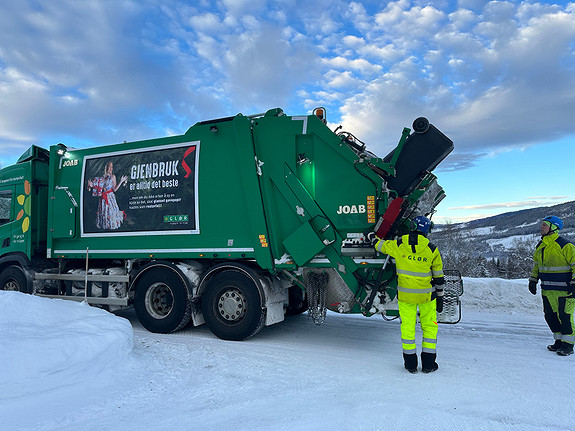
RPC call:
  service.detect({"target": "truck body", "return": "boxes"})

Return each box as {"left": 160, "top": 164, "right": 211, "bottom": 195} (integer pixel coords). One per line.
{"left": 0, "top": 108, "right": 460, "bottom": 340}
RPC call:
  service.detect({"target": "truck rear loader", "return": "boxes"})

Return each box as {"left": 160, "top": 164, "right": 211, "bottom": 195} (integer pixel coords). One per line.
{"left": 0, "top": 108, "right": 462, "bottom": 340}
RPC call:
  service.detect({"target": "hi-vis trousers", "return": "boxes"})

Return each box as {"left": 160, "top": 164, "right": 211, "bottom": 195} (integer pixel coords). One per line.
{"left": 542, "top": 290, "right": 575, "bottom": 345}
{"left": 398, "top": 300, "right": 438, "bottom": 355}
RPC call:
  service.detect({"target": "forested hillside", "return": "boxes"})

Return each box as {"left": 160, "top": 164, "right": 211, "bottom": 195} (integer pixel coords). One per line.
{"left": 430, "top": 201, "right": 575, "bottom": 278}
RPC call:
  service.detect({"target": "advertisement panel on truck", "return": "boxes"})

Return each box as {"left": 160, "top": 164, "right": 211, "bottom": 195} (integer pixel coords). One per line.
{"left": 80, "top": 142, "right": 200, "bottom": 237}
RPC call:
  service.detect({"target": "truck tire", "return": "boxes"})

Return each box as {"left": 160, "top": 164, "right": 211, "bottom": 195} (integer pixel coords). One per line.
{"left": 134, "top": 268, "right": 192, "bottom": 334}
{"left": 285, "top": 285, "right": 308, "bottom": 315}
{"left": 0, "top": 266, "right": 29, "bottom": 293}
{"left": 202, "top": 270, "right": 265, "bottom": 341}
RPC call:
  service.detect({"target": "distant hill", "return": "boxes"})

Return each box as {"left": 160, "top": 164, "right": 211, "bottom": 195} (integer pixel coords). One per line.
{"left": 430, "top": 201, "right": 575, "bottom": 277}
{"left": 433, "top": 200, "right": 575, "bottom": 255}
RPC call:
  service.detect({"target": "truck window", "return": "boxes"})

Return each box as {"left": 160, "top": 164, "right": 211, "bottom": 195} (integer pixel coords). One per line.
{"left": 0, "top": 190, "right": 12, "bottom": 225}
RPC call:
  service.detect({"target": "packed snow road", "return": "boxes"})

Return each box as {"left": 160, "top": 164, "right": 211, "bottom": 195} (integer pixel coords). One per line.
{"left": 2, "top": 278, "right": 574, "bottom": 430}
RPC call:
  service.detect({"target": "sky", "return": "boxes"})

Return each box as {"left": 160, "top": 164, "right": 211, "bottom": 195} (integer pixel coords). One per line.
{"left": 1, "top": 0, "right": 574, "bottom": 223}
{"left": 3, "top": 279, "right": 575, "bottom": 430}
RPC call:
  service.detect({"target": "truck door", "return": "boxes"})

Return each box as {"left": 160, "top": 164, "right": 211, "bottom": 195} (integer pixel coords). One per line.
{"left": 50, "top": 187, "right": 77, "bottom": 239}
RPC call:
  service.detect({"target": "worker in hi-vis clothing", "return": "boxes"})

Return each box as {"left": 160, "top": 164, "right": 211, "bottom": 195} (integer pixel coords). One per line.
{"left": 529, "top": 216, "right": 575, "bottom": 356}
{"left": 374, "top": 216, "right": 445, "bottom": 373}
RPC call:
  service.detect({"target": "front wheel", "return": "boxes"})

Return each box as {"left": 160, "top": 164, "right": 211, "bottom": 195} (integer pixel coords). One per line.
{"left": 201, "top": 270, "right": 265, "bottom": 341}
{"left": 0, "top": 266, "right": 29, "bottom": 293}
{"left": 134, "top": 267, "right": 191, "bottom": 333}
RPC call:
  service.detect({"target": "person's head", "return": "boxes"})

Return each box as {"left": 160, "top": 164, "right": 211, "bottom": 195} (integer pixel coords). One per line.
{"left": 413, "top": 215, "right": 432, "bottom": 235}
{"left": 540, "top": 216, "right": 563, "bottom": 236}
{"left": 104, "top": 162, "right": 114, "bottom": 175}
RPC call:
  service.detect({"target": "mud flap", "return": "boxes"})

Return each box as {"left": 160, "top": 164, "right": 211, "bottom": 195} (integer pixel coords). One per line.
{"left": 437, "top": 269, "right": 463, "bottom": 324}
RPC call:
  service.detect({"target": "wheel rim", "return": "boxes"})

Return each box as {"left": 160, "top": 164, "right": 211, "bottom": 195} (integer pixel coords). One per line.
{"left": 144, "top": 282, "right": 174, "bottom": 319}
{"left": 4, "top": 279, "right": 19, "bottom": 291}
{"left": 217, "top": 287, "right": 247, "bottom": 322}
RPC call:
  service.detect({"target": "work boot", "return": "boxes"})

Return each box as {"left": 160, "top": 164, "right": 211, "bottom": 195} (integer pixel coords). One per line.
{"left": 556, "top": 342, "right": 574, "bottom": 356}
{"left": 547, "top": 340, "right": 562, "bottom": 352}
{"left": 421, "top": 352, "right": 439, "bottom": 373}
{"left": 403, "top": 353, "right": 418, "bottom": 374}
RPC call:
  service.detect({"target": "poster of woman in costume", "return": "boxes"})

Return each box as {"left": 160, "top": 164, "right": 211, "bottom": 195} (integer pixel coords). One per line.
{"left": 82, "top": 142, "right": 199, "bottom": 236}
{"left": 87, "top": 161, "right": 128, "bottom": 230}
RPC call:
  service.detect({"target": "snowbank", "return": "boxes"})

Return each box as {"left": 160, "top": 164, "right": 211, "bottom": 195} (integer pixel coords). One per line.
{"left": 461, "top": 277, "right": 541, "bottom": 315}
{"left": 3, "top": 278, "right": 567, "bottom": 431}
{"left": 0, "top": 291, "right": 133, "bottom": 398}
{"left": 1, "top": 277, "right": 540, "bottom": 397}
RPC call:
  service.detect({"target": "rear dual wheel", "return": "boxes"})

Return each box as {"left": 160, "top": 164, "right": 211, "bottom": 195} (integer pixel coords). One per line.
{"left": 134, "top": 268, "right": 191, "bottom": 334}
{"left": 202, "top": 270, "right": 265, "bottom": 341}
{"left": 285, "top": 285, "right": 308, "bottom": 315}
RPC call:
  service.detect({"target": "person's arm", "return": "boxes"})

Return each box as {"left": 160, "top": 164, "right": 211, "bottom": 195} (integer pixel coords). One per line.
{"left": 431, "top": 250, "right": 445, "bottom": 312}
{"left": 529, "top": 245, "right": 540, "bottom": 295}
{"left": 562, "top": 242, "right": 575, "bottom": 295}
{"left": 112, "top": 175, "right": 127, "bottom": 192}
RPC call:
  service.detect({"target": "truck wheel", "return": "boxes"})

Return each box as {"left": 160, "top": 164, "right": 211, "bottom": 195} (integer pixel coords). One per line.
{"left": 285, "top": 285, "right": 308, "bottom": 315}
{"left": 202, "top": 270, "right": 265, "bottom": 341}
{"left": 134, "top": 268, "right": 191, "bottom": 334}
{"left": 0, "top": 266, "right": 29, "bottom": 293}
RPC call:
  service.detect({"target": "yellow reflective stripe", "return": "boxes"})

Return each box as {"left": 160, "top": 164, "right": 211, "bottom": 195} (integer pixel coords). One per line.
{"left": 423, "top": 338, "right": 437, "bottom": 344}
{"left": 432, "top": 270, "right": 444, "bottom": 277}
{"left": 397, "top": 268, "right": 432, "bottom": 277}
{"left": 402, "top": 338, "right": 416, "bottom": 353}
{"left": 422, "top": 347, "right": 436, "bottom": 353}
{"left": 398, "top": 285, "right": 433, "bottom": 294}
{"left": 540, "top": 266, "right": 571, "bottom": 271}
{"left": 542, "top": 281, "right": 569, "bottom": 287}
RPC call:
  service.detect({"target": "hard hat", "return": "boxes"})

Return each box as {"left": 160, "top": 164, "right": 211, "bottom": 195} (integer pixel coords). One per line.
{"left": 543, "top": 216, "right": 563, "bottom": 231}
{"left": 414, "top": 216, "right": 432, "bottom": 234}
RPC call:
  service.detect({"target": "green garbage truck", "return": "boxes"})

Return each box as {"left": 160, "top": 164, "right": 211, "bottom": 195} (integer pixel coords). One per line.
{"left": 0, "top": 108, "right": 461, "bottom": 340}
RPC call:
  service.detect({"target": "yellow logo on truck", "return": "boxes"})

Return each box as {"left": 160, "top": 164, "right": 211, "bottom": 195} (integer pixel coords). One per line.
{"left": 16, "top": 180, "right": 31, "bottom": 233}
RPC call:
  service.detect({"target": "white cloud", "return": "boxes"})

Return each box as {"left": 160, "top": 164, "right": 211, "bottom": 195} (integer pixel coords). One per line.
{"left": 334, "top": 1, "right": 575, "bottom": 166}
{"left": 189, "top": 12, "right": 222, "bottom": 33}
{"left": 325, "top": 70, "right": 364, "bottom": 89}
{"left": 1, "top": 0, "right": 575, "bottom": 175}
{"left": 322, "top": 56, "right": 382, "bottom": 75}
{"left": 343, "top": 35, "right": 365, "bottom": 49}
{"left": 221, "top": 0, "right": 267, "bottom": 17}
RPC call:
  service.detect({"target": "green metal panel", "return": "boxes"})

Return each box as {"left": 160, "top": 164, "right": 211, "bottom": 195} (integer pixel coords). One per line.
{"left": 282, "top": 220, "right": 326, "bottom": 266}
{"left": 249, "top": 110, "right": 387, "bottom": 295}
{"left": 46, "top": 114, "right": 272, "bottom": 263}
{"left": 51, "top": 188, "right": 77, "bottom": 238}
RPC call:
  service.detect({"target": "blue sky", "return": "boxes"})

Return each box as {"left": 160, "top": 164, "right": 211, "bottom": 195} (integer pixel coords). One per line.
{"left": 1, "top": 0, "right": 574, "bottom": 224}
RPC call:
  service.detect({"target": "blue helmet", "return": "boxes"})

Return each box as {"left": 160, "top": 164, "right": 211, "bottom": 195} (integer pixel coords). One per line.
{"left": 414, "top": 216, "right": 432, "bottom": 234}
{"left": 543, "top": 216, "right": 563, "bottom": 231}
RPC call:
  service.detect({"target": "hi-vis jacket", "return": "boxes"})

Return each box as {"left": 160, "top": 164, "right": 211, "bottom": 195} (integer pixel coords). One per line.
{"left": 375, "top": 232, "right": 445, "bottom": 304}
{"left": 530, "top": 232, "right": 575, "bottom": 292}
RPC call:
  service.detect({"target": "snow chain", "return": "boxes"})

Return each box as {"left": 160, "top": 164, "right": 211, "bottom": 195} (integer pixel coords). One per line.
{"left": 306, "top": 271, "right": 328, "bottom": 325}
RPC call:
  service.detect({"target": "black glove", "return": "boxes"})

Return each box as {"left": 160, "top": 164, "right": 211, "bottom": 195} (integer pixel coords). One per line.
{"left": 528, "top": 280, "right": 537, "bottom": 295}
{"left": 436, "top": 296, "right": 444, "bottom": 313}
{"left": 366, "top": 232, "right": 379, "bottom": 246}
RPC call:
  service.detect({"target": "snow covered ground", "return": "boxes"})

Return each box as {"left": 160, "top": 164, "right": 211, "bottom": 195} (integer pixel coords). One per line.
{"left": 2, "top": 278, "right": 574, "bottom": 431}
